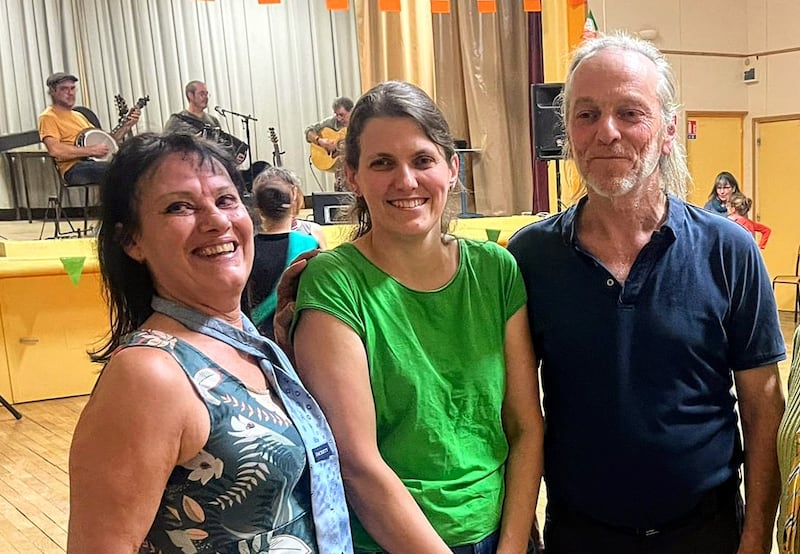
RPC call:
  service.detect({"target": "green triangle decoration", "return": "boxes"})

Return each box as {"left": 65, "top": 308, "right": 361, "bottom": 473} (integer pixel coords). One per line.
{"left": 60, "top": 256, "right": 86, "bottom": 286}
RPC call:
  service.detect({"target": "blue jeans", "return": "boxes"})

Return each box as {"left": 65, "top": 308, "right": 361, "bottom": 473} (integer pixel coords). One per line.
{"left": 63, "top": 160, "right": 109, "bottom": 185}
{"left": 356, "top": 530, "right": 538, "bottom": 554}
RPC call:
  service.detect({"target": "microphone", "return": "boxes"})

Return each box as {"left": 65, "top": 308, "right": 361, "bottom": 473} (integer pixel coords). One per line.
{"left": 214, "top": 106, "right": 226, "bottom": 118}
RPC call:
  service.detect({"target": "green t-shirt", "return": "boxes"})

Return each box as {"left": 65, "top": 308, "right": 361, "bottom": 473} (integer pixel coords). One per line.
{"left": 294, "top": 238, "right": 527, "bottom": 550}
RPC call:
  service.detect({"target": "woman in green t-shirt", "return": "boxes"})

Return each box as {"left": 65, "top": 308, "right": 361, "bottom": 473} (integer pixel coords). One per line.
{"left": 293, "top": 81, "right": 544, "bottom": 553}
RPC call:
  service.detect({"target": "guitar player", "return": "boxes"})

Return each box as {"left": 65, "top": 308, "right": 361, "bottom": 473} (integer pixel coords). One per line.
{"left": 164, "top": 80, "right": 247, "bottom": 166}
{"left": 304, "top": 96, "right": 352, "bottom": 190}
{"left": 38, "top": 72, "right": 141, "bottom": 185}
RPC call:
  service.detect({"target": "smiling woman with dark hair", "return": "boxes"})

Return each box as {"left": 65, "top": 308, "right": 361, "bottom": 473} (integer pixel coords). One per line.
{"left": 68, "top": 132, "right": 352, "bottom": 554}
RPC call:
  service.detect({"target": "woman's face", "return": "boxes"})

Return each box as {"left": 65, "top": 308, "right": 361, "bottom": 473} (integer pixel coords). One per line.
{"left": 124, "top": 152, "right": 254, "bottom": 314}
{"left": 715, "top": 179, "right": 734, "bottom": 202}
{"left": 345, "top": 117, "right": 457, "bottom": 241}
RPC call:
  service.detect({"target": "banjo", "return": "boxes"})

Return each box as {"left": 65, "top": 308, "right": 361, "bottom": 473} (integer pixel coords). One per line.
{"left": 75, "top": 129, "right": 118, "bottom": 162}
{"left": 75, "top": 94, "right": 149, "bottom": 162}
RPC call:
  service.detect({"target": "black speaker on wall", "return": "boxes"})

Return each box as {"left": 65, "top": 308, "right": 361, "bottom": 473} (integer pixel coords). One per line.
{"left": 531, "top": 83, "right": 565, "bottom": 161}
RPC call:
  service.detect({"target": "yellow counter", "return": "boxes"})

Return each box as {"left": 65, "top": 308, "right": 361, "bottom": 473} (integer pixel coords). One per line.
{"left": 0, "top": 216, "right": 542, "bottom": 403}
{"left": 0, "top": 239, "right": 105, "bottom": 403}
{"left": 321, "top": 215, "right": 541, "bottom": 249}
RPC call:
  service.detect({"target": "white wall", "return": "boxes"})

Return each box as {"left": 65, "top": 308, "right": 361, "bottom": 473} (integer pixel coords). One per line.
{"left": 592, "top": 0, "right": 800, "bottom": 194}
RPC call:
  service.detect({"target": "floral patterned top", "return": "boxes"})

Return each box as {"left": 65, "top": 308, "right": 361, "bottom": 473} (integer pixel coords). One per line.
{"left": 127, "top": 329, "right": 318, "bottom": 554}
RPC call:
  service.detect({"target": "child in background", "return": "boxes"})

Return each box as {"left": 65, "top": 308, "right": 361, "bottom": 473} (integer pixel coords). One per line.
{"left": 286, "top": 172, "right": 328, "bottom": 249}
{"left": 727, "top": 192, "right": 772, "bottom": 249}
{"left": 244, "top": 168, "right": 320, "bottom": 338}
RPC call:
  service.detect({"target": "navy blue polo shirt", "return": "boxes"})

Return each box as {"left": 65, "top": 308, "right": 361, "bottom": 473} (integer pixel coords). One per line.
{"left": 508, "top": 195, "right": 785, "bottom": 529}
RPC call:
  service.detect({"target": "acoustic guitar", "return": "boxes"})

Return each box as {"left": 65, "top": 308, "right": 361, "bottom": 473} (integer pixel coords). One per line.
{"left": 309, "top": 127, "right": 346, "bottom": 172}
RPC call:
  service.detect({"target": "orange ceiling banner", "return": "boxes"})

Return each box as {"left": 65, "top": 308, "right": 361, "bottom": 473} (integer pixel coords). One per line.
{"left": 523, "top": 0, "right": 542, "bottom": 11}
{"left": 326, "top": 0, "right": 349, "bottom": 9}
{"left": 378, "top": 0, "right": 401, "bottom": 12}
{"left": 477, "top": 1, "right": 497, "bottom": 14}
{"left": 257, "top": 0, "right": 281, "bottom": 4}
{"left": 431, "top": 0, "right": 450, "bottom": 14}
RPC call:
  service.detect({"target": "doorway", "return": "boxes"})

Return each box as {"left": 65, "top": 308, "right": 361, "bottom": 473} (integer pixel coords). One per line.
{"left": 685, "top": 113, "right": 745, "bottom": 208}
{"left": 755, "top": 116, "right": 800, "bottom": 312}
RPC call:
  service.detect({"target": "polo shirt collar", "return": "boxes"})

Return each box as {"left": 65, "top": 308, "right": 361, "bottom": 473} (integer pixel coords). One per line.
{"left": 560, "top": 192, "right": 682, "bottom": 245}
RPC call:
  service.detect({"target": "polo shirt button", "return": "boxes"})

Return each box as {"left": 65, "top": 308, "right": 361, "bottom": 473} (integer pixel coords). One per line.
{"left": 606, "top": 278, "right": 614, "bottom": 287}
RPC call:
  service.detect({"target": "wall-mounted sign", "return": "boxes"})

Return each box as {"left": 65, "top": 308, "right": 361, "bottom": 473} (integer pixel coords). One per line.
{"left": 687, "top": 119, "right": 697, "bottom": 140}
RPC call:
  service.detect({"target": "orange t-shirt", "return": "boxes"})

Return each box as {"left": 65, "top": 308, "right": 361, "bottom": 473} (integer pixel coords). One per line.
{"left": 37, "top": 106, "right": 92, "bottom": 174}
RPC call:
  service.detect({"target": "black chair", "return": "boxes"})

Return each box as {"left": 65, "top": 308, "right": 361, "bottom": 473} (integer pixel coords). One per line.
{"left": 73, "top": 106, "right": 102, "bottom": 128}
{"left": 773, "top": 244, "right": 800, "bottom": 323}
{"left": 39, "top": 157, "right": 97, "bottom": 239}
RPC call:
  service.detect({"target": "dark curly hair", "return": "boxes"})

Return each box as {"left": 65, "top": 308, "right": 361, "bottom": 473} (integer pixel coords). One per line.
{"left": 91, "top": 132, "right": 243, "bottom": 363}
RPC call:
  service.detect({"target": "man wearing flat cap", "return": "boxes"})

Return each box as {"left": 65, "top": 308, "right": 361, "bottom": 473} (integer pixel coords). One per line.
{"left": 38, "top": 72, "right": 140, "bottom": 184}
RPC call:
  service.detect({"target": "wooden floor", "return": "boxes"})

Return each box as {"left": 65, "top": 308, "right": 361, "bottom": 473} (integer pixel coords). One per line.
{"left": 0, "top": 397, "right": 85, "bottom": 553}
{"left": 0, "top": 216, "right": 96, "bottom": 242}
{"left": 0, "top": 217, "right": 798, "bottom": 552}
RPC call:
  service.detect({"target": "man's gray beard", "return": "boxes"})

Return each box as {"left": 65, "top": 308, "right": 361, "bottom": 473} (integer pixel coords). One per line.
{"left": 583, "top": 140, "right": 662, "bottom": 199}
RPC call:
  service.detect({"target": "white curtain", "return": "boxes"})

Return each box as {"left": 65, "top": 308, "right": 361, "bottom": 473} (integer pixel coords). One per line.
{"left": 0, "top": 0, "right": 361, "bottom": 209}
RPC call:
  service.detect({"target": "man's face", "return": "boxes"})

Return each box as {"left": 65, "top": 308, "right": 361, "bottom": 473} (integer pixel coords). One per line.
{"left": 566, "top": 48, "right": 675, "bottom": 198}
{"left": 50, "top": 81, "right": 77, "bottom": 109}
{"left": 188, "top": 84, "right": 210, "bottom": 111}
{"left": 335, "top": 106, "right": 351, "bottom": 127}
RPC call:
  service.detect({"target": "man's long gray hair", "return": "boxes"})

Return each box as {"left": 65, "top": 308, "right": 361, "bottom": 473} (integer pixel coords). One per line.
{"left": 559, "top": 33, "right": 691, "bottom": 199}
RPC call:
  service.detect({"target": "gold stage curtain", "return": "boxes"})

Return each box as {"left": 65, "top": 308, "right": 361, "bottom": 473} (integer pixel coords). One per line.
{"left": 353, "top": 0, "right": 435, "bottom": 94}
{"left": 433, "top": 2, "right": 533, "bottom": 215}
{"left": 352, "top": 0, "right": 533, "bottom": 215}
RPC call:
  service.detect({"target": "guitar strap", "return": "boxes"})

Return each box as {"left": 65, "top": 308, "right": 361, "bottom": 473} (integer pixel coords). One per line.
{"left": 171, "top": 112, "right": 249, "bottom": 159}
{"left": 172, "top": 112, "right": 208, "bottom": 131}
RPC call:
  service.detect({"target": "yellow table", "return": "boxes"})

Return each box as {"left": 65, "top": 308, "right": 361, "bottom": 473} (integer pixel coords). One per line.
{"left": 0, "top": 239, "right": 104, "bottom": 403}
{"left": 320, "top": 215, "right": 541, "bottom": 249}
{"left": 0, "top": 216, "right": 544, "bottom": 403}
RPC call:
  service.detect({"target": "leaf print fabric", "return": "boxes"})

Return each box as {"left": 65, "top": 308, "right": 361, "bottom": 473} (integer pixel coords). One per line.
{"left": 183, "top": 450, "right": 224, "bottom": 485}
{"left": 123, "top": 330, "right": 319, "bottom": 554}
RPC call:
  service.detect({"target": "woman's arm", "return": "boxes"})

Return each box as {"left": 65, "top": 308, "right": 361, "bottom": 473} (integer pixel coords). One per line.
{"left": 497, "top": 307, "right": 545, "bottom": 554}
{"left": 68, "top": 347, "right": 206, "bottom": 553}
{"left": 311, "top": 226, "right": 328, "bottom": 250}
{"left": 294, "top": 309, "right": 451, "bottom": 553}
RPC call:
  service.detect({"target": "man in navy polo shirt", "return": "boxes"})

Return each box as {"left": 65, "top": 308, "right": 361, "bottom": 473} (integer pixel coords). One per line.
{"left": 509, "top": 34, "right": 786, "bottom": 553}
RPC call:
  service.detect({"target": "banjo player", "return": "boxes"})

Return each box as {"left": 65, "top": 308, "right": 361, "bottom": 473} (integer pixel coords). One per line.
{"left": 38, "top": 72, "right": 141, "bottom": 186}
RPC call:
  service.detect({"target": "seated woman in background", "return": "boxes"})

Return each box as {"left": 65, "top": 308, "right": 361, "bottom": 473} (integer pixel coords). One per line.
{"left": 704, "top": 171, "right": 741, "bottom": 214}
{"left": 68, "top": 133, "right": 351, "bottom": 553}
{"left": 289, "top": 174, "right": 328, "bottom": 249}
{"left": 777, "top": 325, "right": 800, "bottom": 553}
{"left": 292, "top": 81, "right": 543, "bottom": 553}
{"left": 726, "top": 191, "right": 772, "bottom": 249}
{"left": 244, "top": 167, "right": 320, "bottom": 339}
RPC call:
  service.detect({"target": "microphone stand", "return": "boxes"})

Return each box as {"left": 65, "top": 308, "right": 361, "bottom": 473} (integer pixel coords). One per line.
{"left": 218, "top": 106, "right": 258, "bottom": 192}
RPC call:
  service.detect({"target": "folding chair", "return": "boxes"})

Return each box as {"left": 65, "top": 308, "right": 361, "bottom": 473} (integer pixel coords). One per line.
{"left": 39, "top": 157, "right": 98, "bottom": 239}
{"left": 773, "top": 244, "right": 800, "bottom": 323}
